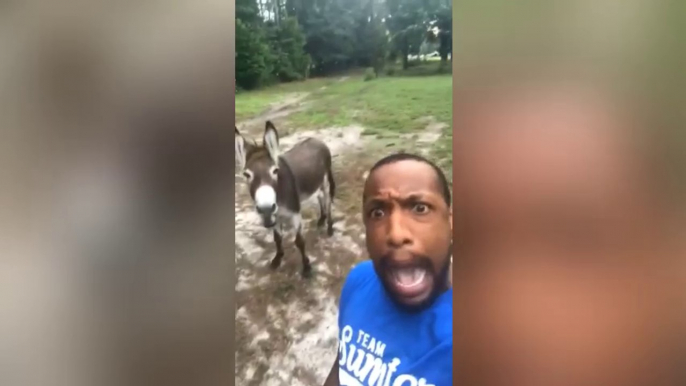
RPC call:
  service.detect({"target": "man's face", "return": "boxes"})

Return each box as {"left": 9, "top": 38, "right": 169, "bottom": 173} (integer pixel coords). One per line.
{"left": 453, "top": 83, "right": 684, "bottom": 386}
{"left": 363, "top": 159, "right": 452, "bottom": 310}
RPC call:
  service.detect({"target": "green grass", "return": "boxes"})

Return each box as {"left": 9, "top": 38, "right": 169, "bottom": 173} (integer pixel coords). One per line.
{"left": 388, "top": 59, "right": 453, "bottom": 77}
{"left": 235, "top": 77, "right": 337, "bottom": 121}
{"left": 432, "top": 131, "right": 453, "bottom": 182}
{"left": 288, "top": 65, "right": 452, "bottom": 136}
{"left": 235, "top": 61, "right": 453, "bottom": 178}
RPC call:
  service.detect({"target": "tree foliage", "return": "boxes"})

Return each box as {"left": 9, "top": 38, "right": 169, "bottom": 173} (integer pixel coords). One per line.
{"left": 235, "top": 0, "right": 452, "bottom": 89}
{"left": 266, "top": 17, "right": 311, "bottom": 81}
{"left": 235, "top": 18, "right": 274, "bottom": 90}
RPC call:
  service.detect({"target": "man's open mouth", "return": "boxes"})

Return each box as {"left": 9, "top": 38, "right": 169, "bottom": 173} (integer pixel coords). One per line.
{"left": 386, "top": 265, "right": 433, "bottom": 301}
{"left": 392, "top": 267, "right": 426, "bottom": 287}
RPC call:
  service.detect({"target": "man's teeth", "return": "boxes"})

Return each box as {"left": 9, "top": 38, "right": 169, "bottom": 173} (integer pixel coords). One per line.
{"left": 392, "top": 267, "right": 426, "bottom": 287}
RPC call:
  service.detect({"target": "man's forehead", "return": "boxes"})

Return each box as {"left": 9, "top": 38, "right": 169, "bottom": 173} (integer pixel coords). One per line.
{"left": 364, "top": 160, "right": 442, "bottom": 196}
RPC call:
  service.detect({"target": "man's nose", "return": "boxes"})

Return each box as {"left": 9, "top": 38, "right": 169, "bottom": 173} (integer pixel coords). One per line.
{"left": 386, "top": 211, "right": 413, "bottom": 248}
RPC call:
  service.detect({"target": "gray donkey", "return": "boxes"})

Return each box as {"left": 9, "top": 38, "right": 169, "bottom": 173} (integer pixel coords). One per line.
{"left": 235, "top": 121, "right": 335, "bottom": 277}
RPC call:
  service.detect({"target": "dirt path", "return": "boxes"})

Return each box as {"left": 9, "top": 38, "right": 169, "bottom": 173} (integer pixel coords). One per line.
{"left": 236, "top": 75, "right": 345, "bottom": 134}
{"left": 237, "top": 92, "right": 311, "bottom": 132}
{"left": 234, "top": 91, "right": 447, "bottom": 386}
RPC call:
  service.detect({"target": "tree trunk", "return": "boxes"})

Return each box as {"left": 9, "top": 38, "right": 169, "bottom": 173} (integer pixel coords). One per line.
{"left": 438, "top": 31, "right": 452, "bottom": 71}
{"left": 439, "top": 32, "right": 449, "bottom": 64}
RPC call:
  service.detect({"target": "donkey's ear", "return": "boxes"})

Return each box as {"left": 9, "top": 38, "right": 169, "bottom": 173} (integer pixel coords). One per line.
{"left": 263, "top": 121, "right": 280, "bottom": 163}
{"left": 235, "top": 127, "right": 247, "bottom": 170}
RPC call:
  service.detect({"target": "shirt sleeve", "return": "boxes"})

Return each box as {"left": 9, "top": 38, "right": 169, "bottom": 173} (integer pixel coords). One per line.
{"left": 337, "top": 260, "right": 373, "bottom": 327}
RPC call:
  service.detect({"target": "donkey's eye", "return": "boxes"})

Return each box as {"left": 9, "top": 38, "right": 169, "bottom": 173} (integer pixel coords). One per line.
{"left": 270, "top": 166, "right": 279, "bottom": 177}
{"left": 243, "top": 171, "right": 253, "bottom": 181}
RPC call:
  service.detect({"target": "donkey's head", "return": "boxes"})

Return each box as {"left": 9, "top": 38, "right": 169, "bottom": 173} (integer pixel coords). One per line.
{"left": 235, "top": 121, "right": 282, "bottom": 228}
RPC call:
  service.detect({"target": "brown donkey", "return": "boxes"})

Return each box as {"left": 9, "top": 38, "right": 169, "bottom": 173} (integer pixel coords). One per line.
{"left": 235, "top": 121, "right": 335, "bottom": 277}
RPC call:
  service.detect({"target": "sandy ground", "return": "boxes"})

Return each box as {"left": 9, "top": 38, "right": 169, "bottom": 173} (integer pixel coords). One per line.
{"left": 234, "top": 89, "right": 446, "bottom": 386}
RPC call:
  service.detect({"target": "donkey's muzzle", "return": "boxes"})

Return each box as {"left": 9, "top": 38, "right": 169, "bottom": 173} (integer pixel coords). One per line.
{"left": 259, "top": 212, "right": 277, "bottom": 228}
{"left": 256, "top": 204, "right": 277, "bottom": 229}
{"left": 256, "top": 203, "right": 277, "bottom": 215}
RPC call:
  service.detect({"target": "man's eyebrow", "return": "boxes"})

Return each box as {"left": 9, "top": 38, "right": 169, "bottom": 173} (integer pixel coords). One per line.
{"left": 404, "top": 193, "right": 428, "bottom": 201}
{"left": 364, "top": 191, "right": 439, "bottom": 203}
{"left": 401, "top": 191, "right": 440, "bottom": 199}
{"left": 363, "top": 197, "right": 386, "bottom": 207}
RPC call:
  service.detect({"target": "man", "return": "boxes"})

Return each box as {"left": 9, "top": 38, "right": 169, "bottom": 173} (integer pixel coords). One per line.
{"left": 323, "top": 153, "right": 453, "bottom": 386}
{"left": 453, "top": 75, "right": 686, "bottom": 386}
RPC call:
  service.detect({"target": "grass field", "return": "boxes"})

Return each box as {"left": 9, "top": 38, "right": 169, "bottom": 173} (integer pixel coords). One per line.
{"left": 235, "top": 77, "right": 339, "bottom": 121}
{"left": 235, "top": 61, "right": 453, "bottom": 176}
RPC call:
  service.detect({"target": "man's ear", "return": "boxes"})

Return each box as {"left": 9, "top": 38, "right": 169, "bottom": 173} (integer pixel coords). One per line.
{"left": 449, "top": 206, "right": 453, "bottom": 232}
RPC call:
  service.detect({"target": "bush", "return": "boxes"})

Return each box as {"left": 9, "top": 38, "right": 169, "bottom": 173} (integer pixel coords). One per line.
{"left": 235, "top": 19, "right": 274, "bottom": 90}
{"left": 385, "top": 67, "right": 396, "bottom": 76}
{"left": 364, "top": 67, "right": 376, "bottom": 81}
{"left": 266, "top": 18, "right": 311, "bottom": 82}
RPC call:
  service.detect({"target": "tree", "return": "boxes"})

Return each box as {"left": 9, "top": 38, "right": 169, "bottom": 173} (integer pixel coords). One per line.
{"left": 385, "top": 0, "right": 430, "bottom": 69}
{"left": 236, "top": 0, "right": 452, "bottom": 84}
{"left": 266, "top": 18, "right": 311, "bottom": 81}
{"left": 352, "top": 0, "right": 389, "bottom": 73}
{"left": 236, "top": 0, "right": 310, "bottom": 88}
{"left": 235, "top": 18, "right": 274, "bottom": 90}
{"left": 237, "top": 0, "right": 262, "bottom": 25}
{"left": 299, "top": 0, "right": 358, "bottom": 75}
{"left": 430, "top": 0, "right": 452, "bottom": 67}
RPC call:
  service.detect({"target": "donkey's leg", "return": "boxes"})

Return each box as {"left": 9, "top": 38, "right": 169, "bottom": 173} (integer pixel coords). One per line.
{"left": 320, "top": 177, "right": 334, "bottom": 236}
{"left": 270, "top": 225, "right": 284, "bottom": 269}
{"left": 326, "top": 165, "right": 336, "bottom": 236}
{"left": 316, "top": 190, "right": 327, "bottom": 228}
{"left": 325, "top": 192, "right": 334, "bottom": 237}
{"left": 292, "top": 214, "right": 311, "bottom": 278}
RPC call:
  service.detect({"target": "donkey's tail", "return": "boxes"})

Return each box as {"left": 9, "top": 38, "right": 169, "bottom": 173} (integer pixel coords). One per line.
{"left": 326, "top": 166, "right": 336, "bottom": 202}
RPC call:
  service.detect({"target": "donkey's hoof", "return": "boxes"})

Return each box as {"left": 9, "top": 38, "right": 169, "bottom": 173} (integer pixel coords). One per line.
{"left": 301, "top": 265, "right": 313, "bottom": 278}
{"left": 270, "top": 256, "right": 283, "bottom": 270}
{"left": 327, "top": 226, "right": 334, "bottom": 237}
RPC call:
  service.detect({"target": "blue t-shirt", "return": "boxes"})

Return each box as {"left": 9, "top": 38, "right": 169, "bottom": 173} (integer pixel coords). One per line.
{"left": 336, "top": 260, "right": 452, "bottom": 386}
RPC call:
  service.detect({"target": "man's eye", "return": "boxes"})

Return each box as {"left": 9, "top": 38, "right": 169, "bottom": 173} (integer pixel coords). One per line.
{"left": 369, "top": 208, "right": 385, "bottom": 218}
{"left": 412, "top": 203, "right": 430, "bottom": 214}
